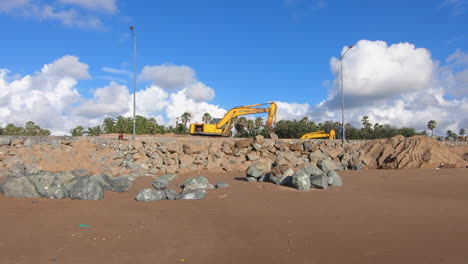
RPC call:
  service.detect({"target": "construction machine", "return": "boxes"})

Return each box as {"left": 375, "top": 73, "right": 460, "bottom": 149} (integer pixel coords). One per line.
{"left": 300, "top": 129, "right": 336, "bottom": 140}
{"left": 190, "top": 102, "right": 277, "bottom": 137}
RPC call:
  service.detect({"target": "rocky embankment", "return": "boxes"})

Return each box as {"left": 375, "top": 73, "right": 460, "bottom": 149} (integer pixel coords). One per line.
{"left": 0, "top": 135, "right": 367, "bottom": 177}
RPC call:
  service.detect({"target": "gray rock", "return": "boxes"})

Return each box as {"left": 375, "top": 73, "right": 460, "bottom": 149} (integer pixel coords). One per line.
{"left": 183, "top": 176, "right": 209, "bottom": 190}
{"left": 55, "top": 171, "right": 77, "bottom": 192}
{"left": 165, "top": 189, "right": 178, "bottom": 200}
{"left": 327, "top": 170, "right": 343, "bottom": 187}
{"left": 269, "top": 167, "right": 294, "bottom": 186}
{"left": 251, "top": 143, "right": 262, "bottom": 151}
{"left": 246, "top": 163, "right": 268, "bottom": 179}
{"left": 178, "top": 188, "right": 207, "bottom": 200}
{"left": 158, "top": 173, "right": 179, "bottom": 182}
{"left": 70, "top": 178, "right": 104, "bottom": 200}
{"left": 300, "top": 163, "right": 325, "bottom": 177}
{"left": 0, "top": 178, "right": 6, "bottom": 194}
{"left": 246, "top": 176, "right": 258, "bottom": 182}
{"left": 310, "top": 175, "right": 328, "bottom": 189}
{"left": 258, "top": 173, "right": 271, "bottom": 182}
{"left": 215, "top": 182, "right": 230, "bottom": 188}
{"left": 246, "top": 152, "right": 261, "bottom": 161}
{"left": 317, "top": 159, "right": 332, "bottom": 172}
{"left": 152, "top": 178, "right": 169, "bottom": 190}
{"left": 291, "top": 171, "right": 311, "bottom": 191}
{"left": 28, "top": 173, "right": 68, "bottom": 199}
{"left": 0, "top": 137, "right": 11, "bottom": 146}
{"left": 3, "top": 177, "right": 41, "bottom": 198}
{"left": 135, "top": 188, "right": 167, "bottom": 201}
{"left": 303, "top": 141, "right": 313, "bottom": 152}
{"left": 71, "top": 169, "right": 90, "bottom": 178}
{"left": 207, "top": 183, "right": 216, "bottom": 189}
{"left": 105, "top": 176, "right": 133, "bottom": 192}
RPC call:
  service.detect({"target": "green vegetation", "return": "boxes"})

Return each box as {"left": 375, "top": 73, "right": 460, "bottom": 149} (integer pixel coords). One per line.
{"left": 1, "top": 115, "right": 440, "bottom": 140}
{"left": 0, "top": 121, "right": 50, "bottom": 136}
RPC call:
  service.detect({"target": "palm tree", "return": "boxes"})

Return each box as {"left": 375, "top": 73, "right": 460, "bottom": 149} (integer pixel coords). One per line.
{"left": 254, "top": 117, "right": 263, "bottom": 134}
{"left": 102, "top": 117, "right": 115, "bottom": 134}
{"left": 202, "top": 113, "right": 212, "bottom": 124}
{"left": 427, "top": 120, "right": 437, "bottom": 136}
{"left": 459, "top": 128, "right": 466, "bottom": 137}
{"left": 246, "top": 119, "right": 255, "bottom": 136}
{"left": 235, "top": 117, "right": 247, "bottom": 135}
{"left": 180, "top": 112, "right": 192, "bottom": 128}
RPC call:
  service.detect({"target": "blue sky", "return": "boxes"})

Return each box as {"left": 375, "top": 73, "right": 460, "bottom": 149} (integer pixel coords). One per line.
{"left": 0, "top": 0, "right": 467, "bottom": 135}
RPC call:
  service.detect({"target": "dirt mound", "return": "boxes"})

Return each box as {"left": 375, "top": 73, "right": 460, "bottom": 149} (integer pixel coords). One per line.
{"left": 361, "top": 135, "right": 468, "bottom": 169}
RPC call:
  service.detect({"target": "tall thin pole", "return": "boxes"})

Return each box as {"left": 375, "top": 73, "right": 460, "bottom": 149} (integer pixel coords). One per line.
{"left": 130, "top": 26, "right": 136, "bottom": 140}
{"left": 340, "top": 45, "right": 354, "bottom": 144}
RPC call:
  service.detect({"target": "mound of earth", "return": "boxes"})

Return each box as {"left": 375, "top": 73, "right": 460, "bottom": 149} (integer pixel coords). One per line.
{"left": 361, "top": 135, "right": 468, "bottom": 169}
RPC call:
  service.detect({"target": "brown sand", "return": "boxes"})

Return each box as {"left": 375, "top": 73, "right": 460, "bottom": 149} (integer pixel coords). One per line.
{"left": 1, "top": 169, "right": 468, "bottom": 264}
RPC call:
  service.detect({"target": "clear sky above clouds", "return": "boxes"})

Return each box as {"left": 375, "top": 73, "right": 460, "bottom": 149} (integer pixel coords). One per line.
{"left": 0, "top": 0, "right": 467, "bottom": 135}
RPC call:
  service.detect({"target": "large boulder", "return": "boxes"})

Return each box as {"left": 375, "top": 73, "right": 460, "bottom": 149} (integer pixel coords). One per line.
{"left": 28, "top": 173, "right": 68, "bottom": 199}
{"left": 327, "top": 170, "right": 343, "bottom": 187}
{"left": 246, "top": 163, "right": 268, "bottom": 179}
{"left": 165, "top": 189, "right": 179, "bottom": 200}
{"left": 182, "top": 143, "right": 204, "bottom": 155}
{"left": 275, "top": 151, "right": 297, "bottom": 167}
{"left": 300, "top": 163, "right": 325, "bottom": 177}
{"left": 70, "top": 178, "right": 104, "bottom": 200}
{"left": 183, "top": 176, "right": 209, "bottom": 191}
{"left": 269, "top": 165, "right": 294, "bottom": 186}
{"left": 235, "top": 138, "right": 253, "bottom": 149}
{"left": 0, "top": 137, "right": 11, "bottom": 146}
{"left": 105, "top": 175, "right": 133, "bottom": 192}
{"left": 291, "top": 171, "right": 311, "bottom": 191}
{"left": 310, "top": 175, "right": 328, "bottom": 189}
{"left": 55, "top": 172, "right": 78, "bottom": 192}
{"left": 152, "top": 178, "right": 169, "bottom": 190}
{"left": 135, "top": 188, "right": 167, "bottom": 202}
{"left": 3, "top": 177, "right": 41, "bottom": 198}
{"left": 317, "top": 159, "right": 333, "bottom": 172}
{"left": 178, "top": 188, "right": 207, "bottom": 200}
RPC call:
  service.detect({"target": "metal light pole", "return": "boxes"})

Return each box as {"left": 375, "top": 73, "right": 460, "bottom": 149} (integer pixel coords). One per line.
{"left": 130, "top": 25, "right": 136, "bottom": 140}
{"left": 340, "top": 45, "right": 354, "bottom": 144}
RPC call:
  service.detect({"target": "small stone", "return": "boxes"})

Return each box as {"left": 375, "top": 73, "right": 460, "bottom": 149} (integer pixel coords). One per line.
{"left": 215, "top": 182, "right": 230, "bottom": 188}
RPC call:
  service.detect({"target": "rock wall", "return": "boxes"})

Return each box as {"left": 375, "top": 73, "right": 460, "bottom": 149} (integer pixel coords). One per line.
{"left": 0, "top": 136, "right": 367, "bottom": 177}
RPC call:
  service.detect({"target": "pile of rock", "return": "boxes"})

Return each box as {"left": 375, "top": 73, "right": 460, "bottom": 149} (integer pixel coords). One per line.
{"left": 246, "top": 157, "right": 343, "bottom": 191}
{"left": 0, "top": 164, "right": 133, "bottom": 200}
{"left": 135, "top": 174, "right": 230, "bottom": 202}
{"left": 0, "top": 135, "right": 368, "bottom": 176}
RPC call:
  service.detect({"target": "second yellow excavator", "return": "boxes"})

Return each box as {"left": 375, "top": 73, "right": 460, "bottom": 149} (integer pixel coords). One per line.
{"left": 190, "top": 102, "right": 277, "bottom": 137}
{"left": 300, "top": 129, "right": 336, "bottom": 140}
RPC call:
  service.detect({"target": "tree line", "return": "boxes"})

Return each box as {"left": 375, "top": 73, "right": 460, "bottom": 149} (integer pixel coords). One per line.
{"left": 1, "top": 115, "right": 465, "bottom": 140}
{"left": 0, "top": 121, "right": 51, "bottom": 136}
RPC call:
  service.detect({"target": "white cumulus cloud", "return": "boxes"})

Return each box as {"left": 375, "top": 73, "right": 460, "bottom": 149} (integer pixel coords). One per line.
{"left": 304, "top": 40, "right": 468, "bottom": 135}
{"left": 139, "top": 64, "right": 196, "bottom": 90}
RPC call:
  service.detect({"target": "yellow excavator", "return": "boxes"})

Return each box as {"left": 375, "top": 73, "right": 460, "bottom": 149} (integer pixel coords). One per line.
{"left": 190, "top": 102, "right": 277, "bottom": 137}
{"left": 300, "top": 129, "right": 336, "bottom": 140}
